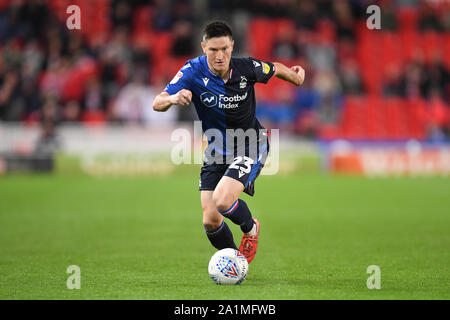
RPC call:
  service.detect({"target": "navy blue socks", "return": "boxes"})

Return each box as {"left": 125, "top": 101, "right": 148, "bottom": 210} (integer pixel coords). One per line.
{"left": 217, "top": 199, "right": 255, "bottom": 234}
{"left": 204, "top": 221, "right": 237, "bottom": 250}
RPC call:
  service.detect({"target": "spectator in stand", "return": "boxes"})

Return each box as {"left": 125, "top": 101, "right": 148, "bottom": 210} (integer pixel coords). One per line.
{"left": 383, "top": 64, "right": 406, "bottom": 97}
{"left": 247, "top": 0, "right": 292, "bottom": 18}
{"left": 22, "top": 40, "right": 44, "bottom": 78}
{"left": 43, "top": 27, "right": 64, "bottom": 70}
{"left": 271, "top": 27, "right": 300, "bottom": 61}
{"left": 294, "top": 0, "right": 318, "bottom": 31}
{"left": 0, "top": 0, "right": 28, "bottom": 42}
{"left": 333, "top": 0, "right": 355, "bottom": 41}
{"left": 113, "top": 69, "right": 176, "bottom": 126}
{"left": 171, "top": 20, "right": 195, "bottom": 57}
{"left": 418, "top": 2, "right": 443, "bottom": 32}
{"left": 379, "top": 0, "right": 398, "bottom": 31}
{"left": 63, "top": 100, "right": 81, "bottom": 122}
{"left": 422, "top": 53, "right": 449, "bottom": 100}
{"left": 20, "top": 73, "right": 42, "bottom": 120}
{"left": 403, "top": 60, "right": 427, "bottom": 99}
{"left": 111, "top": 0, "right": 133, "bottom": 31}
{"left": 66, "top": 32, "right": 87, "bottom": 64}
{"left": 339, "top": 60, "right": 364, "bottom": 95}
{"left": 39, "top": 57, "right": 70, "bottom": 100}
{"left": 313, "top": 70, "right": 342, "bottom": 125}
{"left": 40, "top": 93, "right": 61, "bottom": 124}
{"left": 171, "top": 0, "right": 195, "bottom": 23}
{"left": 316, "top": 0, "right": 334, "bottom": 20}
{"left": 0, "top": 70, "right": 20, "bottom": 120}
{"left": 1, "top": 39, "right": 22, "bottom": 72}
{"left": 35, "top": 93, "right": 61, "bottom": 155}
{"left": 256, "top": 85, "right": 295, "bottom": 132}
{"left": 292, "top": 78, "right": 321, "bottom": 137}
{"left": 19, "top": 0, "right": 49, "bottom": 41}
{"left": 98, "top": 26, "right": 132, "bottom": 107}
{"left": 305, "top": 34, "right": 336, "bottom": 72}
{"left": 113, "top": 68, "right": 151, "bottom": 124}
{"left": 83, "top": 77, "right": 105, "bottom": 114}
{"left": 441, "top": 9, "right": 450, "bottom": 31}
{"left": 152, "top": 0, "right": 174, "bottom": 31}
{"left": 104, "top": 26, "right": 133, "bottom": 68}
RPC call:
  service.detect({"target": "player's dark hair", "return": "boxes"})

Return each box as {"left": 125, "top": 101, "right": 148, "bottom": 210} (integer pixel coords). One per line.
{"left": 203, "top": 21, "right": 233, "bottom": 41}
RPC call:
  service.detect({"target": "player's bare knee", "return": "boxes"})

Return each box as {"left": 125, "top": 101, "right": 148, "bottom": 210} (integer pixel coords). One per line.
{"left": 213, "top": 192, "right": 235, "bottom": 212}
{"left": 203, "top": 217, "right": 223, "bottom": 231}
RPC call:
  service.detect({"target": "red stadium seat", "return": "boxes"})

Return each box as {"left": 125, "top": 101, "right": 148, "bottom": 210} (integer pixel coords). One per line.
{"left": 340, "top": 95, "right": 366, "bottom": 139}
{"left": 428, "top": 97, "right": 448, "bottom": 127}
{"left": 443, "top": 34, "right": 450, "bottom": 69}
{"left": 366, "top": 95, "right": 385, "bottom": 139}
{"left": 133, "top": 6, "right": 153, "bottom": 33}
{"left": 82, "top": 110, "right": 106, "bottom": 125}
{"left": 0, "top": 0, "right": 11, "bottom": 10}
{"left": 149, "top": 32, "right": 174, "bottom": 82}
{"left": 247, "top": 18, "right": 278, "bottom": 61}
{"left": 422, "top": 31, "right": 441, "bottom": 63}
{"left": 380, "top": 32, "right": 403, "bottom": 72}
{"left": 397, "top": 7, "right": 419, "bottom": 31}
{"left": 400, "top": 31, "right": 421, "bottom": 63}
{"left": 318, "top": 124, "right": 341, "bottom": 140}
{"left": 386, "top": 97, "right": 410, "bottom": 139}
{"left": 407, "top": 97, "right": 428, "bottom": 140}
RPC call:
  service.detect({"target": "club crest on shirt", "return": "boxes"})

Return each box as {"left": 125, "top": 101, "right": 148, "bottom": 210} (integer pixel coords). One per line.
{"left": 240, "top": 76, "right": 247, "bottom": 89}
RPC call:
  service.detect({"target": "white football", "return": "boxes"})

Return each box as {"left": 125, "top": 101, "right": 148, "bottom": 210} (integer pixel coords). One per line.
{"left": 208, "top": 248, "right": 249, "bottom": 285}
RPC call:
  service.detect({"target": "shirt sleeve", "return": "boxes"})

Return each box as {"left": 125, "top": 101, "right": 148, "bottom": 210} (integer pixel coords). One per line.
{"left": 164, "top": 62, "right": 193, "bottom": 95}
{"left": 245, "top": 57, "right": 276, "bottom": 84}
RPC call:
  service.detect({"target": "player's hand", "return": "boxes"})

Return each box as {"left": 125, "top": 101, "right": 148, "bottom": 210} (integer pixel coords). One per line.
{"left": 171, "top": 89, "right": 192, "bottom": 106}
{"left": 291, "top": 66, "right": 305, "bottom": 86}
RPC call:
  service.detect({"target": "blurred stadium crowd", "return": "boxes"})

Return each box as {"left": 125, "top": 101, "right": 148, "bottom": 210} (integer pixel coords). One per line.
{"left": 0, "top": 0, "right": 449, "bottom": 140}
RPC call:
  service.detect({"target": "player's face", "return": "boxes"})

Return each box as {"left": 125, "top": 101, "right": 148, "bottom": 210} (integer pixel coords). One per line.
{"left": 201, "top": 36, "right": 234, "bottom": 75}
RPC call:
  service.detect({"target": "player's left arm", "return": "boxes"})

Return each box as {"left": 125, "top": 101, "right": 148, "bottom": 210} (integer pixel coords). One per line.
{"left": 273, "top": 62, "right": 305, "bottom": 86}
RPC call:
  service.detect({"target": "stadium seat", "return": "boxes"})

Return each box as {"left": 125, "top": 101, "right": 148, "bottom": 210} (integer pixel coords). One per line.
{"left": 400, "top": 31, "right": 421, "bottom": 63}
{"left": 380, "top": 32, "right": 403, "bottom": 73}
{"left": 341, "top": 95, "right": 366, "bottom": 139}
{"left": 444, "top": 34, "right": 450, "bottom": 69}
{"left": 247, "top": 18, "right": 277, "bottom": 60}
{"left": 397, "top": 7, "right": 419, "bottom": 31}
{"left": 422, "top": 31, "right": 441, "bottom": 63}
{"left": 81, "top": 110, "right": 106, "bottom": 125}
{"left": 149, "top": 32, "right": 174, "bottom": 81}
{"left": 366, "top": 95, "right": 385, "bottom": 139}
{"left": 318, "top": 124, "right": 341, "bottom": 140}
{"left": 407, "top": 97, "right": 427, "bottom": 140}
{"left": 133, "top": 6, "right": 153, "bottom": 34}
{"left": 0, "top": 0, "right": 11, "bottom": 10}
{"left": 386, "top": 97, "right": 410, "bottom": 139}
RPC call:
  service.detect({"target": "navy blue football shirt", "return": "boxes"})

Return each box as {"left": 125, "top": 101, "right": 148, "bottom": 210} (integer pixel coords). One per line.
{"left": 164, "top": 55, "right": 275, "bottom": 155}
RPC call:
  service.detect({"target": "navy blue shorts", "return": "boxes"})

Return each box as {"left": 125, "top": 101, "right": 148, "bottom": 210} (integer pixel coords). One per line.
{"left": 198, "top": 142, "right": 269, "bottom": 196}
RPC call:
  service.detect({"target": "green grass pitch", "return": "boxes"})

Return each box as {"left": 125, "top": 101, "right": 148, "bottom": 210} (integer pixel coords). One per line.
{"left": 0, "top": 171, "right": 449, "bottom": 299}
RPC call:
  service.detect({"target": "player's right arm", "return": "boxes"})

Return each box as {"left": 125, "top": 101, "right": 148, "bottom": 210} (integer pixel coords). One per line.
{"left": 152, "top": 89, "right": 192, "bottom": 112}
{"left": 153, "top": 61, "right": 193, "bottom": 112}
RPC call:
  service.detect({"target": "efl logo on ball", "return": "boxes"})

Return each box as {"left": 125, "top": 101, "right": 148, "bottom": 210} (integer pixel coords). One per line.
{"left": 208, "top": 248, "right": 249, "bottom": 285}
